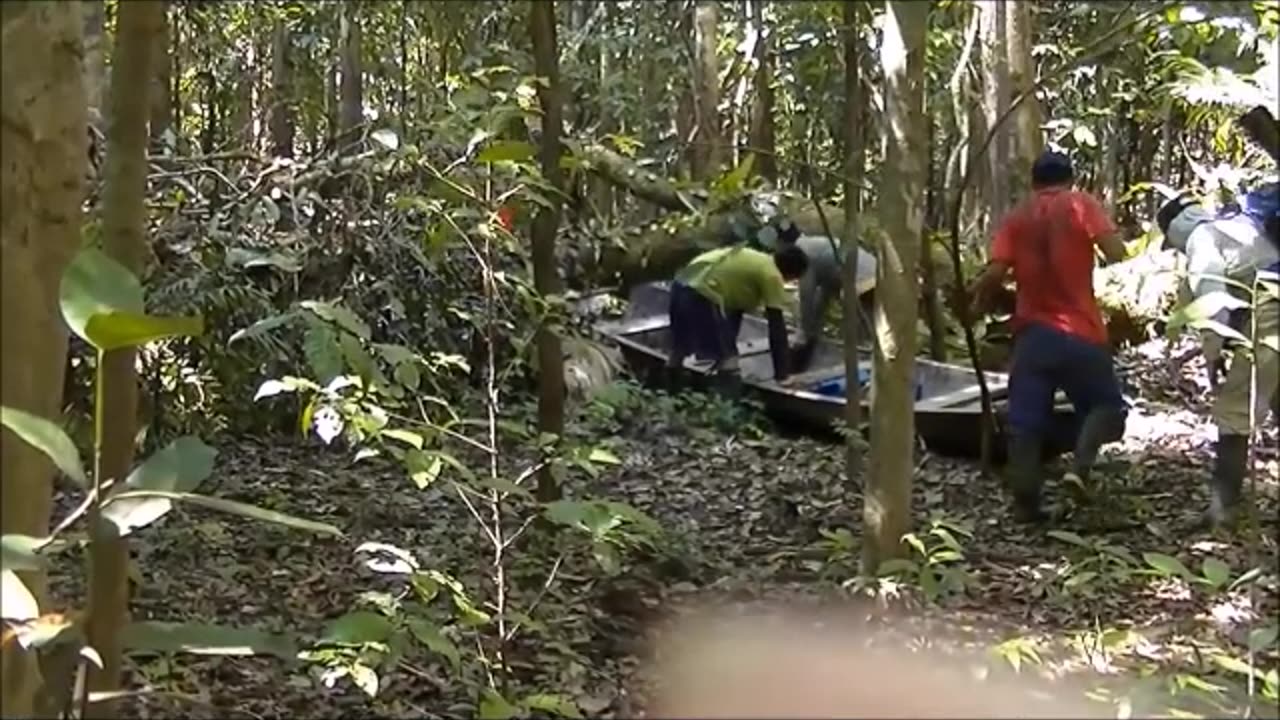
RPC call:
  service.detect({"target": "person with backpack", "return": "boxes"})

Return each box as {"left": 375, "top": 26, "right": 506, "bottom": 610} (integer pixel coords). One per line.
{"left": 967, "top": 150, "right": 1131, "bottom": 523}
{"left": 665, "top": 244, "right": 810, "bottom": 394}
{"left": 1156, "top": 188, "right": 1279, "bottom": 529}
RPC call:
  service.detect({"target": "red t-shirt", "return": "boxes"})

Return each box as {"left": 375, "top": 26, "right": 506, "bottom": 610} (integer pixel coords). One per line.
{"left": 991, "top": 188, "right": 1115, "bottom": 346}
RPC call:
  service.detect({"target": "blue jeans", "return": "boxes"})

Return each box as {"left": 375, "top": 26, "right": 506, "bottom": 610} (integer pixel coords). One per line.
{"left": 668, "top": 281, "right": 743, "bottom": 366}
{"left": 1008, "top": 323, "right": 1126, "bottom": 438}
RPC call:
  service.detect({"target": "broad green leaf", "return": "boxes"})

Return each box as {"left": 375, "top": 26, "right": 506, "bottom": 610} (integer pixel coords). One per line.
{"left": 59, "top": 248, "right": 145, "bottom": 341}
{"left": 381, "top": 428, "right": 424, "bottom": 450}
{"left": 0, "top": 406, "right": 88, "bottom": 488}
{"left": 1, "top": 534, "right": 51, "bottom": 572}
{"left": 476, "top": 474, "right": 533, "bottom": 498}
{"left": 303, "top": 322, "right": 344, "bottom": 384}
{"left": 478, "top": 688, "right": 521, "bottom": 720}
{"left": 301, "top": 301, "right": 371, "bottom": 340}
{"left": 1047, "top": 529, "right": 1089, "bottom": 547}
{"left": 371, "top": 128, "right": 400, "bottom": 151}
{"left": 476, "top": 140, "right": 535, "bottom": 164}
{"left": 1212, "top": 653, "right": 1271, "bottom": 681}
{"left": 1143, "top": 552, "right": 1193, "bottom": 580}
{"left": 122, "top": 621, "right": 297, "bottom": 660}
{"left": 83, "top": 311, "right": 203, "bottom": 351}
{"left": 348, "top": 663, "right": 380, "bottom": 698}
{"left": 1187, "top": 318, "right": 1250, "bottom": 345}
{"left": 104, "top": 490, "right": 342, "bottom": 537}
{"left": 587, "top": 447, "right": 622, "bottom": 465}
{"left": 1248, "top": 625, "right": 1278, "bottom": 652}
{"left": 523, "top": 694, "right": 584, "bottom": 719}
{"left": 322, "top": 611, "right": 394, "bottom": 645}
{"left": 229, "top": 310, "right": 300, "bottom": 345}
{"left": 1200, "top": 557, "right": 1231, "bottom": 588}
{"left": 407, "top": 450, "right": 445, "bottom": 490}
{"left": 406, "top": 618, "right": 461, "bottom": 671}
{"left": 1, "top": 569, "right": 38, "bottom": 621}
{"left": 100, "top": 437, "right": 217, "bottom": 536}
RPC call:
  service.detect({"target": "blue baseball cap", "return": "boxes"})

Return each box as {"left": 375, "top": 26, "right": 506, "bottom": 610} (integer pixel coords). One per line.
{"left": 1031, "top": 151, "right": 1074, "bottom": 187}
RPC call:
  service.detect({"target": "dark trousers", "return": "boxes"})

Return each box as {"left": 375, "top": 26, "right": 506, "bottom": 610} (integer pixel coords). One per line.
{"left": 668, "top": 281, "right": 743, "bottom": 368}
{"left": 1008, "top": 323, "right": 1126, "bottom": 439}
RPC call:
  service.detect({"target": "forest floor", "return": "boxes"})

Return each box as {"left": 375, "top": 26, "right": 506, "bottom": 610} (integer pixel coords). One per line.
{"left": 48, "top": 337, "right": 1280, "bottom": 719}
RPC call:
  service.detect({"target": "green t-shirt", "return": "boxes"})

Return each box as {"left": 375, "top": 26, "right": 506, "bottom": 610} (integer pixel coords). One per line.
{"left": 677, "top": 246, "right": 789, "bottom": 312}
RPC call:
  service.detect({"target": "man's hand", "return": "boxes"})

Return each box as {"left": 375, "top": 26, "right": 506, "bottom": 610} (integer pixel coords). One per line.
{"left": 1202, "top": 331, "right": 1226, "bottom": 389}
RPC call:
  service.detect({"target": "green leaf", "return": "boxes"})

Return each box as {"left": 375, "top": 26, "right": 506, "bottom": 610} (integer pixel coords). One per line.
{"left": 322, "top": 611, "right": 395, "bottom": 645}
{"left": 1200, "top": 557, "right": 1231, "bottom": 588}
{"left": 587, "top": 447, "right": 622, "bottom": 465}
{"left": 406, "top": 618, "right": 461, "bottom": 671}
{"left": 1, "top": 534, "right": 51, "bottom": 572}
{"left": 229, "top": 310, "right": 300, "bottom": 345}
{"left": 0, "top": 406, "right": 88, "bottom": 489}
{"left": 1143, "top": 552, "right": 1193, "bottom": 580}
{"left": 476, "top": 140, "right": 535, "bottom": 164}
{"left": 381, "top": 428, "right": 424, "bottom": 450}
{"left": 406, "top": 451, "right": 445, "bottom": 490}
{"left": 59, "top": 249, "right": 202, "bottom": 350}
{"left": 84, "top": 311, "right": 203, "bottom": 351}
{"left": 523, "top": 694, "right": 584, "bottom": 719}
{"left": 103, "top": 490, "right": 342, "bottom": 537}
{"left": 1047, "top": 529, "right": 1089, "bottom": 547}
{"left": 348, "top": 663, "right": 380, "bottom": 698}
{"left": 1072, "top": 125, "right": 1098, "bottom": 148}
{"left": 303, "top": 322, "right": 344, "bottom": 384}
{"left": 122, "top": 621, "right": 297, "bottom": 660}
{"left": 1, "top": 569, "right": 38, "bottom": 621}
{"left": 1248, "top": 625, "right": 1278, "bottom": 652}
{"left": 59, "top": 248, "right": 144, "bottom": 338}
{"left": 478, "top": 688, "right": 521, "bottom": 720}
{"left": 100, "top": 437, "right": 217, "bottom": 536}
{"left": 301, "top": 301, "right": 371, "bottom": 340}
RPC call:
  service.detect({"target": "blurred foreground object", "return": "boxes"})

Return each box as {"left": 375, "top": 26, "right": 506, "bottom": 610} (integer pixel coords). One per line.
{"left": 646, "top": 607, "right": 1106, "bottom": 719}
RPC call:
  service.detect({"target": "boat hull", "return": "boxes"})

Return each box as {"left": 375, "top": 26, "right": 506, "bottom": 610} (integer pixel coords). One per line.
{"left": 578, "top": 282, "right": 1080, "bottom": 461}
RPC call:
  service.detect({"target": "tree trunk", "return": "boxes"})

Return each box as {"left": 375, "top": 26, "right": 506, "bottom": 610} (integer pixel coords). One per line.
{"left": 592, "top": 1, "right": 616, "bottom": 219}
{"left": 922, "top": 115, "right": 947, "bottom": 360}
{"left": 978, "top": 0, "right": 1010, "bottom": 234}
{"left": 230, "top": 44, "right": 255, "bottom": 151}
{"left": 1004, "top": 0, "right": 1040, "bottom": 199}
{"left": 863, "top": 0, "right": 927, "bottom": 575}
{"left": 842, "top": 0, "right": 866, "bottom": 478}
{"left": 692, "top": 0, "right": 722, "bottom": 180}
{"left": 747, "top": 0, "right": 777, "bottom": 181}
{"left": 82, "top": 1, "right": 106, "bottom": 114}
{"left": 269, "top": 19, "right": 293, "bottom": 158}
{"left": 530, "top": 0, "right": 566, "bottom": 502}
{"left": 1, "top": 4, "right": 86, "bottom": 718}
{"left": 339, "top": 2, "right": 364, "bottom": 153}
{"left": 148, "top": 3, "right": 172, "bottom": 149}
{"left": 84, "top": 3, "right": 163, "bottom": 715}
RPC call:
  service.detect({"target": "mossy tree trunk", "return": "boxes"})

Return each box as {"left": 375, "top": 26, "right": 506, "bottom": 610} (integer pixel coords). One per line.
{"left": 85, "top": 2, "right": 164, "bottom": 715}
{"left": 863, "top": 0, "right": 928, "bottom": 575}
{"left": 0, "top": 3, "right": 87, "bottom": 716}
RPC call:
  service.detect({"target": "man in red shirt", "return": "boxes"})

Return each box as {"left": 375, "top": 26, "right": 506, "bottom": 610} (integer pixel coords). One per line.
{"left": 970, "top": 151, "right": 1130, "bottom": 523}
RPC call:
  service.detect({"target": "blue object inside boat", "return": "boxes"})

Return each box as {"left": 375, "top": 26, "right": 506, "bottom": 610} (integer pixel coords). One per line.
{"left": 811, "top": 368, "right": 923, "bottom": 400}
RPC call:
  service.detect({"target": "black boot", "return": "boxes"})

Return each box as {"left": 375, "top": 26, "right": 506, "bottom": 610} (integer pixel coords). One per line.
{"left": 660, "top": 362, "right": 684, "bottom": 393}
{"left": 1065, "top": 406, "right": 1127, "bottom": 497}
{"left": 1007, "top": 435, "right": 1049, "bottom": 524}
{"left": 1207, "top": 434, "right": 1248, "bottom": 529}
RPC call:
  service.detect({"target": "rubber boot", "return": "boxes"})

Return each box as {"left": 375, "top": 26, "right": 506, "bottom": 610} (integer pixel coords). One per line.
{"left": 1007, "top": 435, "right": 1049, "bottom": 524}
{"left": 1206, "top": 434, "right": 1248, "bottom": 529}
{"left": 1063, "top": 406, "right": 1126, "bottom": 499}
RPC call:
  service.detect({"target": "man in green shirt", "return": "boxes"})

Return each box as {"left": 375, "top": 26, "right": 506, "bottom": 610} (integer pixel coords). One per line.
{"left": 666, "top": 244, "right": 810, "bottom": 390}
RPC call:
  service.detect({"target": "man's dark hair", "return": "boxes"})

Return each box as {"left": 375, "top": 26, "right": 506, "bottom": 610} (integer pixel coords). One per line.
{"left": 1031, "top": 150, "right": 1074, "bottom": 188}
{"left": 773, "top": 244, "right": 809, "bottom": 280}
{"left": 1156, "top": 196, "right": 1194, "bottom": 237}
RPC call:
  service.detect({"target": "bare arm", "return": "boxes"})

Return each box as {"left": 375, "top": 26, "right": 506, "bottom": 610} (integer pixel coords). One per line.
{"left": 1096, "top": 231, "right": 1127, "bottom": 265}
{"left": 967, "top": 261, "right": 1011, "bottom": 317}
